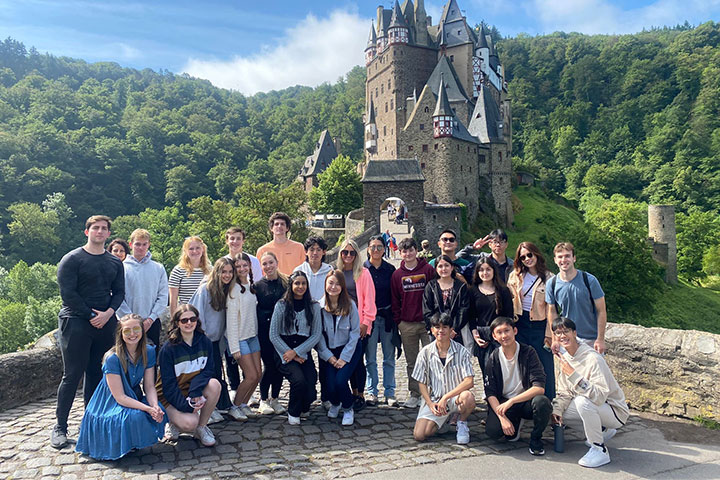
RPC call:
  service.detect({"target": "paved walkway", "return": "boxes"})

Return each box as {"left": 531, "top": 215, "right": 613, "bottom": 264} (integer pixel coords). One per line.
{"left": 2, "top": 353, "right": 719, "bottom": 479}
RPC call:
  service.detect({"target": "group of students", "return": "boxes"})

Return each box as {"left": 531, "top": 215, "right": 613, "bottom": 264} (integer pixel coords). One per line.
{"left": 50, "top": 213, "right": 628, "bottom": 469}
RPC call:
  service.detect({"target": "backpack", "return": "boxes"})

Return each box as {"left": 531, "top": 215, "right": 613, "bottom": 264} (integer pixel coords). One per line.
{"left": 550, "top": 270, "right": 597, "bottom": 316}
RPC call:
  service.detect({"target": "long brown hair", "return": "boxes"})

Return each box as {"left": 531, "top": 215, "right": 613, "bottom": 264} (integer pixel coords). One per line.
{"left": 472, "top": 257, "right": 505, "bottom": 314}
{"left": 167, "top": 304, "right": 205, "bottom": 344}
{"left": 207, "top": 257, "right": 236, "bottom": 311}
{"left": 105, "top": 314, "right": 148, "bottom": 373}
{"left": 323, "top": 269, "right": 352, "bottom": 316}
{"left": 233, "top": 252, "right": 257, "bottom": 294}
{"left": 513, "top": 241, "right": 549, "bottom": 283}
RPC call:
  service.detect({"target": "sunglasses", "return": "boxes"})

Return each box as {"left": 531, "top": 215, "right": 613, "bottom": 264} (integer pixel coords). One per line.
{"left": 369, "top": 245, "right": 384, "bottom": 251}
{"left": 179, "top": 316, "right": 198, "bottom": 325}
{"left": 520, "top": 252, "right": 534, "bottom": 261}
{"left": 122, "top": 326, "right": 142, "bottom": 336}
{"left": 340, "top": 250, "right": 357, "bottom": 257}
{"left": 440, "top": 237, "right": 456, "bottom": 243}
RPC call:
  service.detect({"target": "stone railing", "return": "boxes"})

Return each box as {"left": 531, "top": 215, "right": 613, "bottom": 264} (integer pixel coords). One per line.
{"left": 2, "top": 322, "right": 718, "bottom": 420}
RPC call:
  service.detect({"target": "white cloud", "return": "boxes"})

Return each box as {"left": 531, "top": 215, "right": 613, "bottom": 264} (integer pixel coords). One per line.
{"left": 181, "top": 9, "right": 368, "bottom": 95}
{"left": 529, "top": 0, "right": 720, "bottom": 35}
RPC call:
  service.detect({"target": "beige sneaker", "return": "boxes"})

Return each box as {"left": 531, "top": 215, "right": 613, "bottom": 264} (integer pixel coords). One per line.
{"left": 258, "top": 400, "right": 275, "bottom": 415}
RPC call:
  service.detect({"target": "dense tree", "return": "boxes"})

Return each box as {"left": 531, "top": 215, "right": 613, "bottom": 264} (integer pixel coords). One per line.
{"left": 308, "top": 155, "right": 362, "bottom": 215}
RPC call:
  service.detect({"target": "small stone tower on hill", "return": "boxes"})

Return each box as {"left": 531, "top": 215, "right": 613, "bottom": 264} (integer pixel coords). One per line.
{"left": 648, "top": 204, "right": 677, "bottom": 284}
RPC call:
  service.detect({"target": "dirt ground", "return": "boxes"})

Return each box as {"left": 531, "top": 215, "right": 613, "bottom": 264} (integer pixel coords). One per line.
{"left": 633, "top": 410, "right": 720, "bottom": 445}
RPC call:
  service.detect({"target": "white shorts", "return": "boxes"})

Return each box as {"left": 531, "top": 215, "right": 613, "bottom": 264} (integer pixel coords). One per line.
{"left": 416, "top": 396, "right": 460, "bottom": 428}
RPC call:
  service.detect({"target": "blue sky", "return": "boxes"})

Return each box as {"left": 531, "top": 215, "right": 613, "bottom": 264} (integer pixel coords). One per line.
{"left": 1, "top": 0, "right": 719, "bottom": 94}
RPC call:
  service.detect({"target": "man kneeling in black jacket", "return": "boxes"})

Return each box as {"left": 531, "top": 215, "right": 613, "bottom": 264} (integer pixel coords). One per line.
{"left": 484, "top": 316, "right": 552, "bottom": 456}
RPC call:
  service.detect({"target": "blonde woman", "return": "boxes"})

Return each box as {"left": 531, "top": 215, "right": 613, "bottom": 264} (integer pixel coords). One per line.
{"left": 336, "top": 238, "right": 376, "bottom": 409}
{"left": 169, "top": 236, "right": 211, "bottom": 316}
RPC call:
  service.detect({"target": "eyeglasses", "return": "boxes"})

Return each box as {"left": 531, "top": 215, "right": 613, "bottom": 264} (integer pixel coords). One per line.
{"left": 369, "top": 245, "right": 384, "bottom": 251}
{"left": 520, "top": 252, "right": 534, "bottom": 261}
{"left": 179, "top": 316, "right": 198, "bottom": 325}
{"left": 122, "top": 326, "right": 142, "bottom": 336}
{"left": 340, "top": 250, "right": 357, "bottom": 257}
{"left": 553, "top": 329, "right": 571, "bottom": 337}
{"left": 489, "top": 239, "right": 507, "bottom": 245}
{"left": 440, "top": 237, "right": 456, "bottom": 243}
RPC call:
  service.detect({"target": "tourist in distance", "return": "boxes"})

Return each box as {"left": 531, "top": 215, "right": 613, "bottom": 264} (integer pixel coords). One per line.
{"left": 51, "top": 215, "right": 125, "bottom": 449}
{"left": 75, "top": 314, "right": 166, "bottom": 460}
{"left": 269, "top": 271, "right": 322, "bottom": 425}
{"left": 116, "top": 229, "right": 168, "bottom": 353}
{"left": 336, "top": 238, "right": 377, "bottom": 410}
{"left": 468, "top": 257, "right": 514, "bottom": 373}
{"left": 459, "top": 228, "right": 514, "bottom": 282}
{"left": 254, "top": 252, "right": 288, "bottom": 415}
{"left": 418, "top": 239, "right": 433, "bottom": 260}
{"left": 484, "top": 317, "right": 552, "bottom": 456}
{"left": 188, "top": 258, "right": 236, "bottom": 423}
{"left": 224, "top": 253, "right": 262, "bottom": 421}
{"left": 412, "top": 312, "right": 476, "bottom": 445}
{"left": 551, "top": 317, "right": 628, "bottom": 468}
{"left": 391, "top": 237, "right": 435, "bottom": 408}
{"left": 316, "top": 270, "right": 362, "bottom": 426}
{"left": 156, "top": 304, "right": 221, "bottom": 447}
{"left": 107, "top": 238, "right": 130, "bottom": 261}
{"left": 422, "top": 254, "right": 470, "bottom": 346}
{"left": 507, "top": 242, "right": 556, "bottom": 399}
{"left": 546, "top": 242, "right": 608, "bottom": 354}
{"left": 256, "top": 212, "right": 306, "bottom": 275}
{"left": 168, "top": 236, "right": 211, "bottom": 317}
{"left": 363, "top": 235, "right": 398, "bottom": 407}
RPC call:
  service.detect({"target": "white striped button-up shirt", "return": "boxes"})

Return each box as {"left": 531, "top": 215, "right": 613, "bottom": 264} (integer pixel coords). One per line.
{"left": 412, "top": 340, "right": 475, "bottom": 403}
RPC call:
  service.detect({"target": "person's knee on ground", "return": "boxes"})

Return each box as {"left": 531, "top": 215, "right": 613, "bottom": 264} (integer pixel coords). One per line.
{"left": 413, "top": 419, "right": 438, "bottom": 442}
{"left": 532, "top": 394, "right": 552, "bottom": 416}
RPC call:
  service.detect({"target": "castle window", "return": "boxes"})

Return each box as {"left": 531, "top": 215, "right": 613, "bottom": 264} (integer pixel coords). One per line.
{"left": 465, "top": 187, "right": 468, "bottom": 195}
{"left": 460, "top": 165, "right": 463, "bottom": 172}
{"left": 419, "top": 123, "right": 424, "bottom": 130}
{"left": 458, "top": 30, "right": 461, "bottom": 35}
{"left": 424, "top": 106, "right": 429, "bottom": 113}
{"left": 499, "top": 151, "right": 503, "bottom": 161}
{"left": 480, "top": 154, "right": 486, "bottom": 163}
{"left": 376, "top": 88, "right": 378, "bottom": 97}
{"left": 388, "top": 79, "right": 391, "bottom": 89}
{"left": 408, "top": 145, "right": 414, "bottom": 151}
{"left": 390, "top": 99, "right": 394, "bottom": 110}
{"left": 385, "top": 102, "right": 388, "bottom": 112}
{"left": 457, "top": 145, "right": 460, "bottom": 151}
{"left": 469, "top": 166, "right": 471, "bottom": 172}
{"left": 450, "top": 55, "right": 454, "bottom": 62}
{"left": 421, "top": 162, "right": 426, "bottom": 169}
{"left": 467, "top": 146, "right": 470, "bottom": 152}
{"left": 381, "top": 84, "right": 384, "bottom": 94}
{"left": 383, "top": 126, "right": 387, "bottom": 136}
{"left": 434, "top": 144, "right": 438, "bottom": 150}
{"left": 422, "top": 144, "right": 428, "bottom": 152}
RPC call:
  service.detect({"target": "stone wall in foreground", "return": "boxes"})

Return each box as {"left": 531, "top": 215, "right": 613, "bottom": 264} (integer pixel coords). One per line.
{"left": 1, "top": 322, "right": 718, "bottom": 420}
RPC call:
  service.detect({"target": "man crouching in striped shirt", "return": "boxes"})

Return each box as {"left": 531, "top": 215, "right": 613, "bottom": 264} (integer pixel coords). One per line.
{"left": 412, "top": 312, "right": 476, "bottom": 444}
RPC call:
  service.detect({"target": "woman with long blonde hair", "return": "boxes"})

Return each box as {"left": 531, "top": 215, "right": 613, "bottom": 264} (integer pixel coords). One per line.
{"left": 169, "top": 236, "right": 211, "bottom": 316}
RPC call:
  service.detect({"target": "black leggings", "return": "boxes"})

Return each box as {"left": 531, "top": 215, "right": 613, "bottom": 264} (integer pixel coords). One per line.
{"left": 258, "top": 320, "right": 283, "bottom": 400}
{"left": 277, "top": 353, "right": 317, "bottom": 417}
{"left": 56, "top": 315, "right": 116, "bottom": 428}
{"left": 349, "top": 336, "right": 368, "bottom": 394}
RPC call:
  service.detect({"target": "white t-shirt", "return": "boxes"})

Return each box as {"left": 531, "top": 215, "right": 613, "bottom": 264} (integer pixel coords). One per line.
{"left": 500, "top": 341, "right": 524, "bottom": 399}
{"left": 521, "top": 273, "right": 538, "bottom": 312}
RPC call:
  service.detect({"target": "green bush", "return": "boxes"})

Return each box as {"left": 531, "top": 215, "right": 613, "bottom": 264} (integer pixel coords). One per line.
{"left": 24, "top": 296, "right": 62, "bottom": 341}
{"left": 0, "top": 301, "right": 30, "bottom": 354}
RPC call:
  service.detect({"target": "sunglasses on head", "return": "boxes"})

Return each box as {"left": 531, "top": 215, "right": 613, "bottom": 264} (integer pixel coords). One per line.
{"left": 520, "top": 252, "right": 534, "bottom": 261}
{"left": 340, "top": 250, "right": 357, "bottom": 257}
{"left": 179, "top": 316, "right": 198, "bottom": 325}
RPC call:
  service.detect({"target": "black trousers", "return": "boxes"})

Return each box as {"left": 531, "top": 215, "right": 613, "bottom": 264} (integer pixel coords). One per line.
{"left": 276, "top": 355, "right": 317, "bottom": 417}
{"left": 211, "top": 340, "right": 232, "bottom": 410}
{"left": 486, "top": 395, "right": 552, "bottom": 442}
{"left": 349, "top": 337, "right": 368, "bottom": 393}
{"left": 56, "top": 315, "right": 117, "bottom": 428}
{"left": 258, "top": 320, "right": 283, "bottom": 400}
{"left": 224, "top": 350, "right": 240, "bottom": 391}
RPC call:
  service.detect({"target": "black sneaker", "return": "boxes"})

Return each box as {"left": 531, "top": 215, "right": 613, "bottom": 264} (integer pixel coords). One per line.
{"left": 353, "top": 396, "right": 366, "bottom": 412}
{"left": 529, "top": 438, "right": 545, "bottom": 456}
{"left": 51, "top": 424, "right": 68, "bottom": 449}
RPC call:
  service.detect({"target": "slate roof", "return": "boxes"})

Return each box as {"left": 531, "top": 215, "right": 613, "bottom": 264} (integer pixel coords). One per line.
{"left": 468, "top": 84, "right": 502, "bottom": 143}
{"left": 366, "top": 98, "right": 376, "bottom": 125}
{"left": 299, "top": 130, "right": 337, "bottom": 177}
{"left": 439, "top": 0, "right": 464, "bottom": 23}
{"left": 367, "top": 22, "right": 377, "bottom": 48}
{"left": 361, "top": 159, "right": 425, "bottom": 182}
{"left": 389, "top": 0, "right": 409, "bottom": 29}
{"left": 433, "top": 74, "right": 453, "bottom": 117}
{"left": 426, "top": 55, "right": 471, "bottom": 103}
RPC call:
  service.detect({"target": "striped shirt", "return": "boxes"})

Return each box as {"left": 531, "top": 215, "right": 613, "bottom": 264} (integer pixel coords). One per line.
{"left": 412, "top": 339, "right": 474, "bottom": 403}
{"left": 168, "top": 266, "right": 207, "bottom": 305}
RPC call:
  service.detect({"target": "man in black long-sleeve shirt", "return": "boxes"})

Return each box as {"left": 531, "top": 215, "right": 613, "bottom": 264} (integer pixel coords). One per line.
{"left": 51, "top": 215, "right": 125, "bottom": 449}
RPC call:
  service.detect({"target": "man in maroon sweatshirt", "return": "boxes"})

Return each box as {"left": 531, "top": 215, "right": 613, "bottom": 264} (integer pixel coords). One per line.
{"left": 391, "top": 237, "right": 435, "bottom": 408}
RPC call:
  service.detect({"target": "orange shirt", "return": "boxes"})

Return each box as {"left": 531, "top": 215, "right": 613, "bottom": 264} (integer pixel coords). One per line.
{"left": 256, "top": 239, "right": 306, "bottom": 275}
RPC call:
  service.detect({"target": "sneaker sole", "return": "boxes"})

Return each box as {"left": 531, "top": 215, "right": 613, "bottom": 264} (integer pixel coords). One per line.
{"left": 529, "top": 447, "right": 545, "bottom": 456}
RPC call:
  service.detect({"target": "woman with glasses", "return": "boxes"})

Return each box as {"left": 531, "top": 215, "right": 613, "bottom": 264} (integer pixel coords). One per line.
{"left": 169, "top": 236, "right": 212, "bottom": 317}
{"left": 363, "top": 235, "right": 397, "bottom": 406}
{"left": 423, "top": 255, "right": 470, "bottom": 346}
{"left": 76, "top": 314, "right": 165, "bottom": 460}
{"left": 336, "top": 238, "right": 376, "bottom": 410}
{"left": 507, "top": 242, "right": 555, "bottom": 399}
{"left": 156, "top": 304, "right": 221, "bottom": 446}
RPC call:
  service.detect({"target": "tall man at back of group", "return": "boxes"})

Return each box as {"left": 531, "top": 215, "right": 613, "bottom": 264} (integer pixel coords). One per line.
{"left": 51, "top": 215, "right": 125, "bottom": 449}
{"left": 546, "top": 242, "right": 607, "bottom": 354}
{"left": 256, "top": 212, "right": 305, "bottom": 276}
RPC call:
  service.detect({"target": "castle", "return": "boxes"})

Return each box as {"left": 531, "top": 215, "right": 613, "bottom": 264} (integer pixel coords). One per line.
{"left": 359, "top": 0, "right": 513, "bottom": 240}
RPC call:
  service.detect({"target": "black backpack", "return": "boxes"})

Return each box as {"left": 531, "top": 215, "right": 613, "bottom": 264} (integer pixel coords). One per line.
{"left": 550, "top": 270, "right": 597, "bottom": 316}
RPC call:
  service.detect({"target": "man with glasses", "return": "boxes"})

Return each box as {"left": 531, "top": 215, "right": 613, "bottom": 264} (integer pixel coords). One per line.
{"left": 459, "top": 229, "right": 513, "bottom": 282}
{"left": 429, "top": 229, "right": 470, "bottom": 269}
{"left": 51, "top": 215, "right": 125, "bottom": 449}
{"left": 551, "top": 317, "right": 627, "bottom": 468}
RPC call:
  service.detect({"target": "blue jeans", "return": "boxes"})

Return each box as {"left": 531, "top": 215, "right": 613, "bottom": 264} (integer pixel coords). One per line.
{"left": 364, "top": 316, "right": 396, "bottom": 397}
{"left": 323, "top": 341, "right": 363, "bottom": 409}
{"left": 516, "top": 311, "right": 556, "bottom": 400}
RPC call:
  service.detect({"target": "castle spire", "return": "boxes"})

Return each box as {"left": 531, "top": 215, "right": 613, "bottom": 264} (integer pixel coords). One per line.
{"left": 388, "top": 0, "right": 409, "bottom": 45}
{"left": 414, "top": 0, "right": 429, "bottom": 45}
{"left": 433, "top": 74, "right": 454, "bottom": 138}
{"left": 365, "top": 22, "right": 377, "bottom": 65}
{"left": 365, "top": 98, "right": 377, "bottom": 154}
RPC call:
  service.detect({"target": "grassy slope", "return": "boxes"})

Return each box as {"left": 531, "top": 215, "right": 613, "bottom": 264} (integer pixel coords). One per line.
{"left": 494, "top": 186, "right": 720, "bottom": 335}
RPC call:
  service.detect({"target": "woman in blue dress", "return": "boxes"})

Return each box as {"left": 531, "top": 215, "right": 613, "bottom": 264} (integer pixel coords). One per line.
{"left": 76, "top": 314, "right": 166, "bottom": 460}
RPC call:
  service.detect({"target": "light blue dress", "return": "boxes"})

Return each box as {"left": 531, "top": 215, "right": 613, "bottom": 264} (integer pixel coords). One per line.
{"left": 76, "top": 345, "right": 166, "bottom": 460}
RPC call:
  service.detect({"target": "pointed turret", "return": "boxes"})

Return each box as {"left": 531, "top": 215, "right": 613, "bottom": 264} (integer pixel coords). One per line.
{"left": 433, "top": 74, "right": 454, "bottom": 138}
{"left": 388, "top": 0, "right": 409, "bottom": 45}
{"left": 365, "top": 22, "right": 377, "bottom": 65}
{"left": 476, "top": 24, "right": 489, "bottom": 49}
{"left": 468, "top": 84, "right": 502, "bottom": 143}
{"left": 440, "top": 0, "right": 464, "bottom": 24}
{"left": 365, "top": 98, "right": 377, "bottom": 153}
{"left": 414, "top": 0, "right": 429, "bottom": 46}
{"left": 401, "top": 0, "right": 416, "bottom": 43}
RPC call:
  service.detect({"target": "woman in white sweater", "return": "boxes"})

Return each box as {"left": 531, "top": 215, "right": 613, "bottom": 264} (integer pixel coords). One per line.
{"left": 225, "top": 253, "right": 261, "bottom": 421}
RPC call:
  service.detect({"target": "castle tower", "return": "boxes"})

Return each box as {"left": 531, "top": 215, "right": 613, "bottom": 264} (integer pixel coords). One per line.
{"left": 414, "top": 0, "right": 429, "bottom": 46}
{"left": 433, "top": 75, "right": 453, "bottom": 137}
{"left": 365, "top": 23, "right": 377, "bottom": 66}
{"left": 648, "top": 205, "right": 678, "bottom": 284}
{"left": 365, "top": 98, "right": 378, "bottom": 157}
{"left": 388, "top": 1, "right": 409, "bottom": 45}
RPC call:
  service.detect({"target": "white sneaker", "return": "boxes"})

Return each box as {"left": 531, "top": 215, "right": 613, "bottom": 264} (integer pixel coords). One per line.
{"left": 365, "top": 393, "right": 378, "bottom": 406}
{"left": 386, "top": 396, "right": 398, "bottom": 407}
{"left": 240, "top": 405, "right": 257, "bottom": 418}
{"left": 288, "top": 413, "right": 301, "bottom": 425}
{"left": 403, "top": 395, "right": 421, "bottom": 408}
{"left": 342, "top": 408, "right": 355, "bottom": 426}
{"left": 270, "top": 398, "right": 286, "bottom": 414}
{"left": 194, "top": 425, "right": 216, "bottom": 447}
{"left": 322, "top": 400, "right": 333, "bottom": 411}
{"left": 327, "top": 404, "right": 342, "bottom": 418}
{"left": 456, "top": 420, "right": 470, "bottom": 444}
{"left": 579, "top": 445, "right": 611, "bottom": 468}
{"left": 207, "top": 409, "right": 224, "bottom": 424}
{"left": 227, "top": 405, "right": 248, "bottom": 422}
{"left": 585, "top": 428, "right": 617, "bottom": 447}
{"left": 258, "top": 400, "right": 275, "bottom": 415}
{"left": 165, "top": 422, "right": 180, "bottom": 441}
{"left": 248, "top": 394, "right": 260, "bottom": 407}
